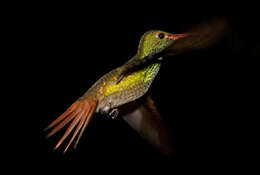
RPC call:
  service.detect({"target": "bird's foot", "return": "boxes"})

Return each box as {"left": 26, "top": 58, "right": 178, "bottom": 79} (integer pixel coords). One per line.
{"left": 109, "top": 108, "right": 119, "bottom": 119}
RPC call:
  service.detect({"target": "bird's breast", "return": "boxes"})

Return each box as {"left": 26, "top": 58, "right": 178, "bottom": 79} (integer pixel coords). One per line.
{"left": 97, "top": 62, "right": 161, "bottom": 109}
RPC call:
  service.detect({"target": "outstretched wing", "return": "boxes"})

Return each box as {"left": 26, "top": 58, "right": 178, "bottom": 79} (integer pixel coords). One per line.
{"left": 163, "top": 16, "right": 229, "bottom": 55}
{"left": 117, "top": 17, "right": 229, "bottom": 83}
{"left": 121, "top": 96, "right": 175, "bottom": 156}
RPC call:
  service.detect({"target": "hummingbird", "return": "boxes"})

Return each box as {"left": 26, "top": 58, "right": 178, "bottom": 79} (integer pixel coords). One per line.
{"left": 45, "top": 17, "right": 228, "bottom": 155}
{"left": 45, "top": 30, "right": 188, "bottom": 155}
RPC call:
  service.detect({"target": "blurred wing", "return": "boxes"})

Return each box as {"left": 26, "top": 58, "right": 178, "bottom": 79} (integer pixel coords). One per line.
{"left": 117, "top": 17, "right": 229, "bottom": 84}
{"left": 121, "top": 96, "right": 175, "bottom": 156}
{"left": 164, "top": 16, "right": 229, "bottom": 55}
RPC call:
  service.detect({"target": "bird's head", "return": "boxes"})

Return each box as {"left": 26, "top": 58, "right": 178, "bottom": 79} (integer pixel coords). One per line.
{"left": 137, "top": 30, "right": 188, "bottom": 58}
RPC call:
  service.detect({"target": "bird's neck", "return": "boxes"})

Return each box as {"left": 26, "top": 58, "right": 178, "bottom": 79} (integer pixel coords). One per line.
{"left": 136, "top": 49, "right": 149, "bottom": 59}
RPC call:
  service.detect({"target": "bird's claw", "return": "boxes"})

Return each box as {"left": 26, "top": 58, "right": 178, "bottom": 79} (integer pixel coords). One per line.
{"left": 109, "top": 108, "right": 119, "bottom": 119}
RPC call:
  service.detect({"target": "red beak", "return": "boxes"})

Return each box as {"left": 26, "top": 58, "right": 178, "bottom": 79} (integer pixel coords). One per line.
{"left": 166, "top": 33, "right": 189, "bottom": 40}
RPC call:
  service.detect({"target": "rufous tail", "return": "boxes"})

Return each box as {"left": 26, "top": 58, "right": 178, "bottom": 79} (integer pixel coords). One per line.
{"left": 45, "top": 98, "right": 98, "bottom": 153}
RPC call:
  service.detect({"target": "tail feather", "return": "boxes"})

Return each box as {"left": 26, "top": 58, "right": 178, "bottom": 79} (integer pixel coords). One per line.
{"left": 54, "top": 109, "right": 84, "bottom": 150}
{"left": 74, "top": 102, "right": 96, "bottom": 149}
{"left": 64, "top": 109, "right": 89, "bottom": 152}
{"left": 44, "top": 103, "right": 78, "bottom": 131}
{"left": 45, "top": 98, "right": 97, "bottom": 152}
{"left": 46, "top": 110, "right": 79, "bottom": 138}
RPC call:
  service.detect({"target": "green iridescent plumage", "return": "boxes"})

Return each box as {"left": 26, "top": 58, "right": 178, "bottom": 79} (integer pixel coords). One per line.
{"left": 137, "top": 30, "right": 175, "bottom": 58}
{"left": 84, "top": 30, "right": 180, "bottom": 111}
{"left": 117, "top": 17, "right": 229, "bottom": 81}
{"left": 103, "top": 30, "right": 175, "bottom": 98}
{"left": 45, "top": 18, "right": 228, "bottom": 153}
{"left": 45, "top": 29, "right": 188, "bottom": 153}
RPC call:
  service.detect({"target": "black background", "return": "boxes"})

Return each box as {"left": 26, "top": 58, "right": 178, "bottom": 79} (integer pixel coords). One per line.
{"left": 7, "top": 0, "right": 259, "bottom": 174}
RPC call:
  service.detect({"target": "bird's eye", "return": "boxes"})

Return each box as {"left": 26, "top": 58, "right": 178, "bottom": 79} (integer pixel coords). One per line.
{"left": 157, "top": 33, "right": 165, "bottom": 39}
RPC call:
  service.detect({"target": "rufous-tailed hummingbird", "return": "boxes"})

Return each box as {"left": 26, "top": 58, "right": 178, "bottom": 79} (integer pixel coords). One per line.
{"left": 45, "top": 17, "right": 228, "bottom": 155}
